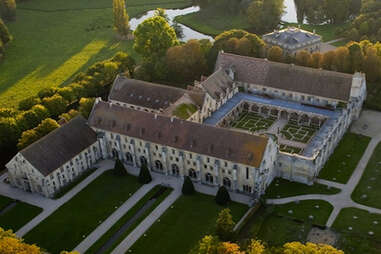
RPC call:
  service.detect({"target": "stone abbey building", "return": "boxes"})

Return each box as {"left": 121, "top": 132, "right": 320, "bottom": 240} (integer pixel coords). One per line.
{"left": 6, "top": 52, "right": 366, "bottom": 198}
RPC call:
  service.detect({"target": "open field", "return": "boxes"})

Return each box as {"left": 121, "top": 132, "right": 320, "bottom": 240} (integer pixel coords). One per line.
{"left": 0, "top": 0, "right": 192, "bottom": 108}
{"left": 86, "top": 185, "right": 172, "bottom": 254}
{"left": 129, "top": 193, "right": 248, "bottom": 254}
{"left": 24, "top": 170, "right": 142, "bottom": 254}
{"left": 264, "top": 178, "right": 340, "bottom": 199}
{"left": 352, "top": 142, "right": 381, "bottom": 209}
{"left": 0, "top": 197, "right": 42, "bottom": 232}
{"left": 318, "top": 133, "right": 371, "bottom": 184}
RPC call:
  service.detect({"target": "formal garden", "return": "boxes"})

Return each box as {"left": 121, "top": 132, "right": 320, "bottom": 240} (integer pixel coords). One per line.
{"left": 279, "top": 144, "right": 303, "bottom": 154}
{"left": 128, "top": 193, "right": 248, "bottom": 254}
{"left": 280, "top": 122, "right": 319, "bottom": 144}
{"left": 231, "top": 111, "right": 276, "bottom": 133}
{"left": 24, "top": 170, "right": 142, "bottom": 253}
{"left": 318, "top": 133, "right": 371, "bottom": 184}
{"left": 0, "top": 195, "right": 42, "bottom": 232}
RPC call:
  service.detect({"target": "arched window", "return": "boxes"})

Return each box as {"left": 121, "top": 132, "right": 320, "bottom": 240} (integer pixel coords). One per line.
{"left": 140, "top": 156, "right": 147, "bottom": 166}
{"left": 205, "top": 173, "right": 213, "bottom": 184}
{"left": 223, "top": 177, "right": 231, "bottom": 188}
{"left": 189, "top": 169, "right": 197, "bottom": 179}
{"left": 155, "top": 160, "right": 163, "bottom": 171}
{"left": 126, "top": 152, "right": 133, "bottom": 163}
{"left": 171, "top": 164, "right": 179, "bottom": 176}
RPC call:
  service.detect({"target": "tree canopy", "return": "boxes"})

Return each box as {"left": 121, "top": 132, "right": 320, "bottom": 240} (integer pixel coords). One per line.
{"left": 113, "top": 0, "right": 130, "bottom": 37}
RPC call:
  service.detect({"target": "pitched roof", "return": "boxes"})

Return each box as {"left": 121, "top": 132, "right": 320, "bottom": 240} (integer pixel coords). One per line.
{"left": 20, "top": 116, "right": 97, "bottom": 176}
{"left": 109, "top": 75, "right": 204, "bottom": 110}
{"left": 262, "top": 27, "right": 321, "bottom": 49}
{"left": 215, "top": 52, "right": 354, "bottom": 101}
{"left": 89, "top": 100, "right": 269, "bottom": 168}
{"left": 200, "top": 68, "right": 234, "bottom": 99}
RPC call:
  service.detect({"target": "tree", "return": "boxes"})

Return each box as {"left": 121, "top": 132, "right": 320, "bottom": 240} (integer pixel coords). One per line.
{"left": 215, "top": 208, "right": 235, "bottom": 241}
{"left": 247, "top": 0, "right": 283, "bottom": 33}
{"left": 0, "top": 117, "right": 20, "bottom": 150}
{"left": 0, "top": 18, "right": 11, "bottom": 44}
{"left": 363, "top": 46, "right": 381, "bottom": 82}
{"left": 114, "top": 158, "right": 127, "bottom": 176}
{"left": 0, "top": 107, "right": 16, "bottom": 118}
{"left": 17, "top": 129, "right": 39, "bottom": 150}
{"left": 295, "top": 50, "right": 312, "bottom": 67}
{"left": 217, "top": 242, "right": 243, "bottom": 254}
{"left": 42, "top": 94, "right": 68, "bottom": 118}
{"left": 79, "top": 97, "right": 95, "bottom": 118}
{"left": 267, "top": 46, "right": 283, "bottom": 62}
{"left": 321, "top": 50, "right": 336, "bottom": 70}
{"left": 18, "top": 118, "right": 59, "bottom": 149}
{"left": 196, "top": 235, "right": 218, "bottom": 254}
{"left": 215, "top": 186, "right": 230, "bottom": 205}
{"left": 18, "top": 96, "right": 41, "bottom": 111}
{"left": 133, "top": 16, "right": 179, "bottom": 62}
{"left": 138, "top": 164, "right": 152, "bottom": 184}
{"left": 182, "top": 176, "right": 195, "bottom": 195}
{"left": 283, "top": 241, "right": 344, "bottom": 254}
{"left": 247, "top": 239, "right": 265, "bottom": 254}
{"left": 0, "top": 0, "right": 16, "bottom": 22}
{"left": 333, "top": 47, "right": 351, "bottom": 72}
{"left": 59, "top": 109, "right": 79, "bottom": 122}
{"left": 57, "top": 87, "right": 75, "bottom": 103}
{"left": 310, "top": 52, "right": 323, "bottom": 68}
{"left": 113, "top": 0, "right": 130, "bottom": 37}
{"left": 348, "top": 42, "right": 364, "bottom": 72}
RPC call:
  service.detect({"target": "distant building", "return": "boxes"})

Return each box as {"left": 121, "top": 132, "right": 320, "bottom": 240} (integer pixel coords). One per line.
{"left": 262, "top": 27, "right": 322, "bottom": 56}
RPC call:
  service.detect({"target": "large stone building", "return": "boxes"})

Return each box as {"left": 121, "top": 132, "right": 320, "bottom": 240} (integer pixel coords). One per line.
{"left": 6, "top": 52, "right": 366, "bottom": 198}
{"left": 262, "top": 27, "right": 322, "bottom": 56}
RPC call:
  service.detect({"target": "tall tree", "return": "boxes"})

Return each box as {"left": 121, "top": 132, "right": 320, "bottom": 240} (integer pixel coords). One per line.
{"left": 113, "top": 0, "right": 130, "bottom": 37}
{"left": 0, "top": 0, "right": 16, "bottom": 22}
{"left": 0, "top": 17, "right": 11, "bottom": 44}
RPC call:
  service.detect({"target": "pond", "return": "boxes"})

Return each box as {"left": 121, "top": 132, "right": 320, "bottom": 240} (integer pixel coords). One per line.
{"left": 129, "top": 6, "right": 214, "bottom": 42}
{"left": 282, "top": 0, "right": 298, "bottom": 23}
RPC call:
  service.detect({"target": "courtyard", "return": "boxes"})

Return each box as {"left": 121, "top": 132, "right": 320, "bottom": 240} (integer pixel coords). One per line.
{"left": 231, "top": 111, "right": 276, "bottom": 133}
{"left": 280, "top": 122, "right": 318, "bottom": 144}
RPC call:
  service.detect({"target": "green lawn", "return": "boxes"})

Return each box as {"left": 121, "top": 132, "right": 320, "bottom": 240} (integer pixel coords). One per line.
{"left": 0, "top": 0, "right": 192, "bottom": 108}
{"left": 24, "top": 170, "right": 142, "bottom": 254}
{"left": 318, "top": 133, "right": 371, "bottom": 184}
{"left": 173, "top": 103, "right": 198, "bottom": 119}
{"left": 352, "top": 142, "right": 381, "bottom": 209}
{"left": 175, "top": 8, "right": 250, "bottom": 36}
{"left": 281, "top": 22, "right": 349, "bottom": 42}
{"left": 332, "top": 207, "right": 381, "bottom": 254}
{"left": 0, "top": 195, "right": 13, "bottom": 210}
{"left": 264, "top": 178, "right": 340, "bottom": 199}
{"left": 86, "top": 185, "right": 172, "bottom": 254}
{"left": 0, "top": 200, "right": 42, "bottom": 232}
{"left": 129, "top": 193, "right": 248, "bottom": 254}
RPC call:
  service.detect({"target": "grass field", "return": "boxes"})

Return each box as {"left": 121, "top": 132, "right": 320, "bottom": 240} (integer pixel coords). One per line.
{"left": 352, "top": 142, "right": 381, "bottom": 209}
{"left": 264, "top": 178, "right": 340, "bottom": 199}
{"left": 24, "top": 170, "right": 142, "bottom": 254}
{"left": 239, "top": 200, "right": 333, "bottom": 247}
{"left": 0, "top": 195, "right": 13, "bottom": 210}
{"left": 318, "top": 133, "right": 371, "bottom": 184}
{"left": 175, "top": 8, "right": 250, "bottom": 36}
{"left": 0, "top": 0, "right": 192, "bottom": 108}
{"left": 86, "top": 185, "right": 172, "bottom": 254}
{"left": 129, "top": 193, "right": 248, "bottom": 254}
{"left": 0, "top": 198, "right": 42, "bottom": 232}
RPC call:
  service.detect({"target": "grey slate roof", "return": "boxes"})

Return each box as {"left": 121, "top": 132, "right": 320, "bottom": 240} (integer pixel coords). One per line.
{"left": 200, "top": 68, "right": 234, "bottom": 99}
{"left": 89, "top": 100, "right": 269, "bottom": 168}
{"left": 215, "top": 52, "right": 354, "bottom": 101}
{"left": 20, "top": 116, "right": 97, "bottom": 176}
{"left": 109, "top": 75, "right": 205, "bottom": 110}
{"left": 262, "top": 27, "right": 321, "bottom": 49}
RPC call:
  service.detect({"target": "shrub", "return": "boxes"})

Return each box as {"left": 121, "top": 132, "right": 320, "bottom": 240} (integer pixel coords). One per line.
{"left": 182, "top": 176, "right": 195, "bottom": 195}
{"left": 138, "top": 164, "right": 152, "bottom": 184}
{"left": 215, "top": 186, "right": 230, "bottom": 206}
{"left": 215, "top": 208, "right": 235, "bottom": 241}
{"left": 113, "top": 158, "right": 127, "bottom": 176}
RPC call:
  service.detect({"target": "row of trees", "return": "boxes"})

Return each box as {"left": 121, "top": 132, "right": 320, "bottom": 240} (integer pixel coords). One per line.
{"left": 0, "top": 0, "right": 16, "bottom": 22}
{"left": 344, "top": 0, "right": 381, "bottom": 42}
{"left": 0, "top": 227, "right": 78, "bottom": 254}
{"left": 0, "top": 52, "right": 135, "bottom": 157}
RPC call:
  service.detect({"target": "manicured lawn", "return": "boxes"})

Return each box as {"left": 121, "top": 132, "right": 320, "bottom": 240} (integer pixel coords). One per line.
{"left": 318, "top": 133, "right": 371, "bottom": 184}
{"left": 0, "top": 195, "right": 13, "bottom": 210}
{"left": 173, "top": 103, "right": 198, "bottom": 119}
{"left": 365, "top": 82, "right": 381, "bottom": 112}
{"left": 0, "top": 200, "right": 42, "bottom": 231}
{"left": 332, "top": 208, "right": 381, "bottom": 239}
{"left": 331, "top": 39, "right": 350, "bottom": 47}
{"left": 86, "top": 185, "right": 172, "bottom": 254}
{"left": 352, "top": 142, "right": 381, "bottom": 209}
{"left": 129, "top": 193, "right": 248, "bottom": 254}
{"left": 281, "top": 22, "right": 349, "bottom": 42}
{"left": 0, "top": 0, "right": 192, "bottom": 108}
{"left": 175, "top": 8, "right": 250, "bottom": 36}
{"left": 264, "top": 178, "right": 340, "bottom": 199}
{"left": 24, "top": 170, "right": 142, "bottom": 254}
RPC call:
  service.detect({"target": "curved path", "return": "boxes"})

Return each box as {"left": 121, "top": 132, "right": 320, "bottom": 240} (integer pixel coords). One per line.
{"left": 267, "top": 133, "right": 381, "bottom": 227}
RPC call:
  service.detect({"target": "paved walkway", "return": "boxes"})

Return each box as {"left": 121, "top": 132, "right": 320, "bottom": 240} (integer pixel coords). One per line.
{"left": 267, "top": 133, "right": 381, "bottom": 227}
{"left": 16, "top": 160, "right": 115, "bottom": 237}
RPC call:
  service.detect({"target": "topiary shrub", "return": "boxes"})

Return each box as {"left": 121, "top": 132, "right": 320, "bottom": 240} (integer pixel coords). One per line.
{"left": 215, "top": 186, "right": 231, "bottom": 206}
{"left": 138, "top": 164, "right": 152, "bottom": 184}
{"left": 216, "top": 208, "right": 235, "bottom": 241}
{"left": 182, "top": 176, "right": 195, "bottom": 195}
{"left": 113, "top": 158, "right": 127, "bottom": 176}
